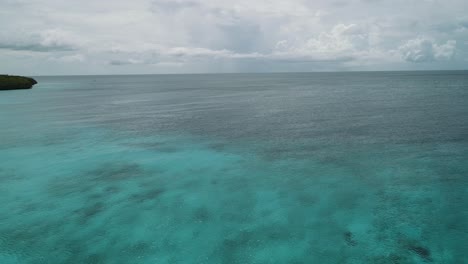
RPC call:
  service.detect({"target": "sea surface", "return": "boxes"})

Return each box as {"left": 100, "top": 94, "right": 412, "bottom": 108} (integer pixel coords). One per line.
{"left": 1, "top": 71, "right": 467, "bottom": 263}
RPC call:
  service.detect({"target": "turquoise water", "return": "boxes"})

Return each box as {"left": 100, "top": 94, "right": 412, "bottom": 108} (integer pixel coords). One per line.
{"left": 1, "top": 72, "right": 467, "bottom": 263}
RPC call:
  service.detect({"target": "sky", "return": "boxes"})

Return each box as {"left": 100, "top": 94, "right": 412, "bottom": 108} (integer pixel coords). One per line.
{"left": 1, "top": 0, "right": 468, "bottom": 75}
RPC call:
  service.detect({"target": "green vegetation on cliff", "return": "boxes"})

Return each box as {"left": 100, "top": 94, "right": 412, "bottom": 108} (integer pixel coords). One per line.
{"left": 0, "top": 75, "right": 38, "bottom": 90}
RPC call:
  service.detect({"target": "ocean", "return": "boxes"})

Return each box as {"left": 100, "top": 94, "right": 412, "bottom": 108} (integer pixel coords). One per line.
{"left": 1, "top": 71, "right": 467, "bottom": 263}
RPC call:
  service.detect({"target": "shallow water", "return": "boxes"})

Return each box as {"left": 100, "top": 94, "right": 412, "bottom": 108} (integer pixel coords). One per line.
{"left": 1, "top": 72, "right": 467, "bottom": 263}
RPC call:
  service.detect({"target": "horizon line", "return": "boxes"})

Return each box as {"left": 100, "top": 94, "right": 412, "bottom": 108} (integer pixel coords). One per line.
{"left": 3, "top": 69, "right": 467, "bottom": 78}
{"left": 26, "top": 69, "right": 467, "bottom": 77}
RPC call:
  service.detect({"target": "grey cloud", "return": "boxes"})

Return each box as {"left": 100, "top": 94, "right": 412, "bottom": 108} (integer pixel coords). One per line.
{"left": 400, "top": 39, "right": 435, "bottom": 62}
{"left": 432, "top": 22, "right": 458, "bottom": 33}
{"left": 399, "top": 38, "right": 456, "bottom": 63}
{"left": 459, "top": 19, "right": 468, "bottom": 29}
{"left": 109, "top": 60, "right": 130, "bottom": 65}
{"left": 50, "top": 54, "right": 85, "bottom": 62}
{"left": 150, "top": 0, "right": 200, "bottom": 13}
{"left": 431, "top": 18, "right": 468, "bottom": 32}
{"left": 0, "top": 29, "right": 80, "bottom": 53}
{"left": 271, "top": 55, "right": 355, "bottom": 63}
{"left": 0, "top": 42, "right": 75, "bottom": 52}
{"left": 107, "top": 47, "right": 242, "bottom": 66}
{"left": 107, "top": 45, "right": 357, "bottom": 67}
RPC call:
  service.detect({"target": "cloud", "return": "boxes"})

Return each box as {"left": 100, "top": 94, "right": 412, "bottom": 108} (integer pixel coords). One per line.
{"left": 108, "top": 46, "right": 267, "bottom": 65}
{"left": 109, "top": 59, "right": 144, "bottom": 65}
{"left": 0, "top": 29, "right": 79, "bottom": 52}
{"left": 399, "top": 38, "right": 456, "bottom": 63}
{"left": 0, "top": 43, "right": 74, "bottom": 52}
{"left": 165, "top": 47, "right": 266, "bottom": 60}
{"left": 268, "top": 23, "right": 391, "bottom": 65}
{"left": 305, "top": 24, "right": 366, "bottom": 53}
{"left": 458, "top": 18, "right": 468, "bottom": 28}
{"left": 150, "top": 0, "right": 200, "bottom": 13}
{"left": 51, "top": 54, "right": 86, "bottom": 62}
{"left": 1, "top": 0, "right": 468, "bottom": 74}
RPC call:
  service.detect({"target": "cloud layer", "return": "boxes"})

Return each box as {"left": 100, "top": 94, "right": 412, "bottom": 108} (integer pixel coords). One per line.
{"left": 399, "top": 38, "right": 456, "bottom": 63}
{"left": 1, "top": 0, "right": 467, "bottom": 75}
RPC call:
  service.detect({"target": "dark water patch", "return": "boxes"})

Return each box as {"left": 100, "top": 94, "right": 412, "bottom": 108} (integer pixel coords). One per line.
{"left": 74, "top": 202, "right": 105, "bottom": 223}
{"left": 0, "top": 168, "right": 23, "bottom": 183}
{"left": 223, "top": 176, "right": 250, "bottom": 192}
{"left": 437, "top": 173, "right": 467, "bottom": 183}
{"left": 239, "top": 226, "right": 294, "bottom": 245}
{"left": 18, "top": 202, "right": 40, "bottom": 214}
{"left": 0, "top": 219, "right": 72, "bottom": 256}
{"left": 88, "top": 192, "right": 105, "bottom": 201}
{"left": 89, "top": 162, "right": 143, "bottom": 182}
{"left": 41, "top": 132, "right": 74, "bottom": 147}
{"left": 128, "top": 142, "right": 165, "bottom": 149}
{"left": 369, "top": 253, "right": 411, "bottom": 264}
{"left": 104, "top": 185, "right": 121, "bottom": 194}
{"left": 434, "top": 160, "right": 468, "bottom": 184}
{"left": 210, "top": 178, "right": 219, "bottom": 185}
{"left": 260, "top": 146, "right": 294, "bottom": 161}
{"left": 344, "top": 231, "right": 358, "bottom": 246}
{"left": 222, "top": 231, "right": 253, "bottom": 247}
{"left": 261, "top": 144, "right": 324, "bottom": 161}
{"left": 127, "top": 241, "right": 152, "bottom": 255}
{"left": 334, "top": 189, "right": 363, "bottom": 210}
{"left": 296, "top": 193, "right": 319, "bottom": 206}
{"left": 408, "top": 244, "right": 432, "bottom": 261}
{"left": 173, "top": 168, "right": 210, "bottom": 189}
{"left": 83, "top": 253, "right": 106, "bottom": 264}
{"left": 220, "top": 210, "right": 254, "bottom": 224}
{"left": 58, "top": 239, "right": 96, "bottom": 263}
{"left": 106, "top": 206, "right": 142, "bottom": 226}
{"left": 262, "top": 226, "right": 295, "bottom": 241}
{"left": 444, "top": 213, "right": 467, "bottom": 231}
{"left": 47, "top": 176, "right": 96, "bottom": 198}
{"left": 208, "top": 142, "right": 227, "bottom": 152}
{"left": 219, "top": 226, "right": 298, "bottom": 263}
{"left": 220, "top": 231, "right": 256, "bottom": 264}
{"left": 397, "top": 238, "right": 433, "bottom": 262}
{"left": 319, "top": 155, "right": 346, "bottom": 166}
{"left": 130, "top": 188, "right": 165, "bottom": 203}
{"left": 125, "top": 142, "right": 179, "bottom": 153}
{"left": 193, "top": 207, "right": 210, "bottom": 222}
{"left": 218, "top": 194, "right": 256, "bottom": 224}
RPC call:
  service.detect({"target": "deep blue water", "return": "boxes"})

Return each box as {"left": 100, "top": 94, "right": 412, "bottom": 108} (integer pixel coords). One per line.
{"left": 1, "top": 71, "right": 467, "bottom": 263}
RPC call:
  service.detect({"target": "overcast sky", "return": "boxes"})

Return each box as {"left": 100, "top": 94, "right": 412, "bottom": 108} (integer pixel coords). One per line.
{"left": 1, "top": 0, "right": 467, "bottom": 75}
